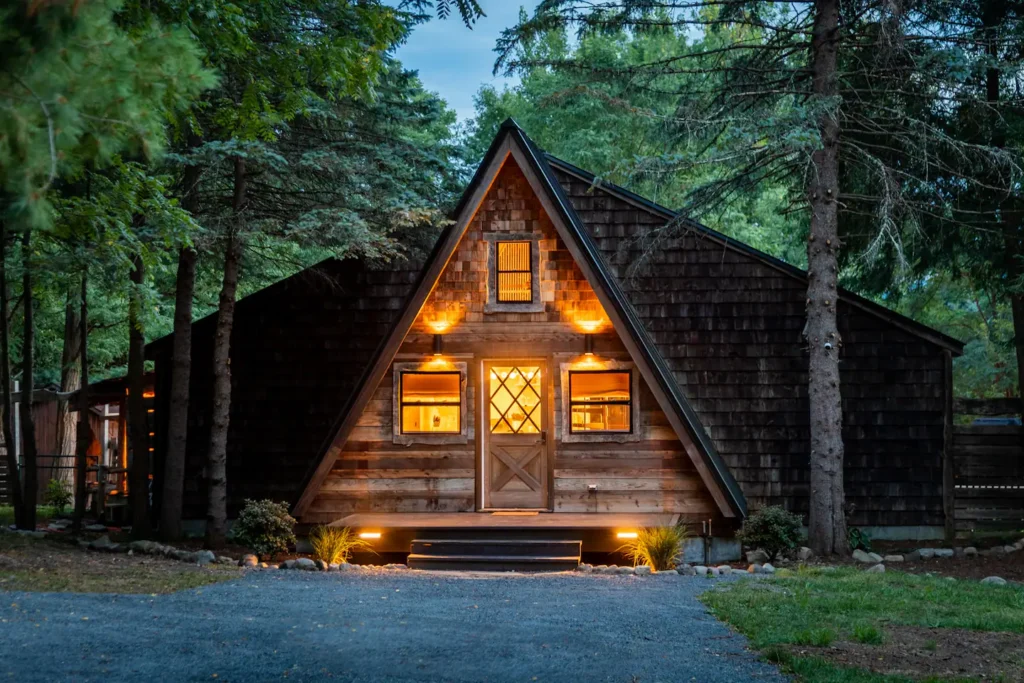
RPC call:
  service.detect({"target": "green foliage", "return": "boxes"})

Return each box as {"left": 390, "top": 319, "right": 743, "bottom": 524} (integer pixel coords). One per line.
{"left": 230, "top": 499, "right": 296, "bottom": 559}
{"left": 851, "top": 624, "right": 884, "bottom": 645}
{"left": 793, "top": 628, "right": 835, "bottom": 647}
{"left": 736, "top": 506, "right": 803, "bottom": 561}
{"left": 848, "top": 528, "right": 872, "bottom": 553}
{"left": 617, "top": 524, "right": 689, "bottom": 571}
{"left": 43, "top": 479, "right": 72, "bottom": 514}
{"left": 309, "top": 525, "right": 373, "bottom": 565}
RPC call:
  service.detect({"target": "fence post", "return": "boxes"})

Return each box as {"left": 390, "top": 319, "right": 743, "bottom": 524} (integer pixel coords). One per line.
{"left": 942, "top": 349, "right": 955, "bottom": 542}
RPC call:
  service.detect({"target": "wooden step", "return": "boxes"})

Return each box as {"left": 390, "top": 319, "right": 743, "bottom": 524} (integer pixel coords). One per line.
{"left": 408, "top": 538, "right": 581, "bottom": 571}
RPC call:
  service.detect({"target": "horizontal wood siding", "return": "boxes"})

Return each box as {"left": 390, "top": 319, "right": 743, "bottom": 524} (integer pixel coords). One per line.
{"left": 953, "top": 424, "right": 1024, "bottom": 531}
{"left": 553, "top": 168, "right": 947, "bottom": 528}
{"left": 305, "top": 161, "right": 721, "bottom": 526}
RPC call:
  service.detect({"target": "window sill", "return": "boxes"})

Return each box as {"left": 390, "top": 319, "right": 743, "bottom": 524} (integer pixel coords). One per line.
{"left": 393, "top": 433, "right": 470, "bottom": 446}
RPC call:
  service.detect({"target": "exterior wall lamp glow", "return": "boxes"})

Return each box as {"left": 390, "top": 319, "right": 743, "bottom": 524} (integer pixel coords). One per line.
{"left": 359, "top": 531, "right": 382, "bottom": 540}
{"left": 433, "top": 333, "right": 444, "bottom": 356}
{"left": 616, "top": 531, "right": 638, "bottom": 539}
{"left": 584, "top": 333, "right": 594, "bottom": 356}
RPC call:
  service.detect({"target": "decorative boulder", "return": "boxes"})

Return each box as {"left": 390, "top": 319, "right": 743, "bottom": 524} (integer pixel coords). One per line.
{"left": 709, "top": 567, "right": 721, "bottom": 576}
{"left": 678, "top": 565, "right": 697, "bottom": 576}
{"left": 934, "top": 548, "right": 954, "bottom": 558}
{"left": 981, "top": 576, "right": 1007, "bottom": 586}
{"left": 694, "top": 566, "right": 709, "bottom": 576}
{"left": 616, "top": 566, "right": 635, "bottom": 575}
{"left": 634, "top": 565, "right": 652, "bottom": 576}
{"left": 964, "top": 547, "right": 978, "bottom": 557}
{"left": 761, "top": 563, "right": 776, "bottom": 574}
{"left": 195, "top": 550, "right": 216, "bottom": 566}
{"left": 852, "top": 549, "right": 882, "bottom": 564}
{"left": 717, "top": 565, "right": 733, "bottom": 575}
{"left": 84, "top": 524, "right": 107, "bottom": 532}
{"left": 883, "top": 555, "right": 904, "bottom": 563}
{"left": 294, "top": 558, "right": 317, "bottom": 571}
{"left": 747, "top": 563, "right": 761, "bottom": 574}
{"left": 796, "top": 547, "right": 814, "bottom": 562}
{"left": 904, "top": 550, "right": 921, "bottom": 562}
{"left": 315, "top": 559, "right": 329, "bottom": 571}
{"left": 866, "top": 563, "right": 885, "bottom": 574}
{"left": 745, "top": 549, "right": 769, "bottom": 565}
{"left": 240, "top": 554, "right": 259, "bottom": 568}
{"left": 918, "top": 548, "right": 936, "bottom": 559}
{"left": 577, "top": 563, "right": 593, "bottom": 573}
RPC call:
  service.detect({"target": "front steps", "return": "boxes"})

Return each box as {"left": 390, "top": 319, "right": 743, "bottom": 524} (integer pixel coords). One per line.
{"left": 407, "top": 538, "right": 582, "bottom": 571}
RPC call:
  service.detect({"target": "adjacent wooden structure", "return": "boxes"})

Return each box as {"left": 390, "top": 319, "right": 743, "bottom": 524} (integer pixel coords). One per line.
{"left": 148, "top": 120, "right": 965, "bottom": 546}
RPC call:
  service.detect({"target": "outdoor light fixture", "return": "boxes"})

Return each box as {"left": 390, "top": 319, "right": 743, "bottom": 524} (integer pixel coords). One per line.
{"left": 616, "top": 531, "right": 638, "bottom": 539}
{"left": 359, "top": 531, "right": 381, "bottom": 540}
{"left": 584, "top": 333, "right": 594, "bottom": 356}
{"left": 433, "top": 333, "right": 444, "bottom": 356}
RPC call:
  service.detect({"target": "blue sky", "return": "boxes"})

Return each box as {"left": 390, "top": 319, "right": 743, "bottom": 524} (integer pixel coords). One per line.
{"left": 393, "top": 4, "right": 527, "bottom": 123}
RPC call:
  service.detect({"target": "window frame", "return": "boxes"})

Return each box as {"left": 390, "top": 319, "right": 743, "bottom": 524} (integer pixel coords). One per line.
{"left": 392, "top": 361, "right": 470, "bottom": 445}
{"left": 399, "top": 371, "right": 463, "bottom": 435}
{"left": 559, "top": 360, "right": 641, "bottom": 443}
{"left": 567, "top": 369, "right": 633, "bottom": 435}
{"left": 494, "top": 240, "right": 534, "bottom": 304}
{"left": 483, "top": 233, "right": 544, "bottom": 314}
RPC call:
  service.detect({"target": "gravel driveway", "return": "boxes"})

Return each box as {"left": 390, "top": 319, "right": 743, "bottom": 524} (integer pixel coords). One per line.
{"left": 1, "top": 570, "right": 786, "bottom": 682}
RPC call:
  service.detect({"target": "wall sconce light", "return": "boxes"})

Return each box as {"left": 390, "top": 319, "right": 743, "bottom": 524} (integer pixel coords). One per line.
{"left": 584, "top": 333, "right": 594, "bottom": 356}
{"left": 433, "top": 333, "right": 444, "bottom": 356}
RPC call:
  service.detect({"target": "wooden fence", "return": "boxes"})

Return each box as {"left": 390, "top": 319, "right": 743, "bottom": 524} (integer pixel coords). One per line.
{"left": 951, "top": 398, "right": 1023, "bottom": 533}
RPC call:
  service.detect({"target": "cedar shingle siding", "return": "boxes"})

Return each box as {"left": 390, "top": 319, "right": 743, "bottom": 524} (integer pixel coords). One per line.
{"left": 551, "top": 166, "right": 946, "bottom": 527}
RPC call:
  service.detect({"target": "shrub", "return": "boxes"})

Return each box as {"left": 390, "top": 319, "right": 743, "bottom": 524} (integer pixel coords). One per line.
{"left": 310, "top": 525, "right": 373, "bottom": 565}
{"left": 44, "top": 479, "right": 72, "bottom": 514}
{"left": 230, "top": 499, "right": 296, "bottom": 559}
{"left": 618, "top": 524, "right": 689, "bottom": 571}
{"left": 847, "top": 527, "right": 872, "bottom": 552}
{"left": 736, "top": 505, "right": 803, "bottom": 561}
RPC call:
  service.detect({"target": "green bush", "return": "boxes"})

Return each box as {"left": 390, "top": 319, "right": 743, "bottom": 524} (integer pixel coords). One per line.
{"left": 847, "top": 527, "right": 872, "bottom": 552}
{"left": 618, "top": 524, "right": 689, "bottom": 571}
{"left": 44, "top": 479, "right": 72, "bottom": 514}
{"left": 310, "top": 525, "right": 373, "bottom": 565}
{"left": 230, "top": 499, "right": 296, "bottom": 559}
{"left": 736, "top": 505, "right": 803, "bottom": 561}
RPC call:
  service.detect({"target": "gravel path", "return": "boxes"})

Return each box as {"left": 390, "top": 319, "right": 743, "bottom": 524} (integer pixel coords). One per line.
{"left": 1, "top": 570, "right": 786, "bottom": 682}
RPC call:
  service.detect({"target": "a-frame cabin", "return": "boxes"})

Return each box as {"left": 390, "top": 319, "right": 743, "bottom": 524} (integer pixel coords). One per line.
{"left": 148, "top": 121, "right": 962, "bottom": 566}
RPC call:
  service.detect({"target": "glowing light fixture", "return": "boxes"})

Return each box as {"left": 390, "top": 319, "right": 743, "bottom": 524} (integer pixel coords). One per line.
{"left": 359, "top": 531, "right": 381, "bottom": 540}
{"left": 432, "top": 333, "right": 444, "bottom": 356}
{"left": 584, "top": 333, "right": 594, "bottom": 356}
{"left": 616, "top": 531, "right": 638, "bottom": 539}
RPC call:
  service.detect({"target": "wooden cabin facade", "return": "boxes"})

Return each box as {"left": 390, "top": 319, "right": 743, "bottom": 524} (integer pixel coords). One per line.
{"left": 148, "top": 121, "right": 962, "bottom": 557}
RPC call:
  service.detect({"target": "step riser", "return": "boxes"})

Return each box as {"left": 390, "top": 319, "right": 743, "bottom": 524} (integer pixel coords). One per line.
{"left": 407, "top": 558, "right": 579, "bottom": 572}
{"left": 408, "top": 538, "right": 582, "bottom": 572}
{"left": 411, "top": 541, "right": 580, "bottom": 557}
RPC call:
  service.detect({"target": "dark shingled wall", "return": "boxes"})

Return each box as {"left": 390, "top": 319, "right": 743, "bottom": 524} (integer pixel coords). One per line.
{"left": 550, "top": 166, "right": 946, "bottom": 528}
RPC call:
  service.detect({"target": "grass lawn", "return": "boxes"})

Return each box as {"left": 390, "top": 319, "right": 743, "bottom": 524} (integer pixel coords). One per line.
{"left": 0, "top": 532, "right": 239, "bottom": 594}
{"left": 0, "top": 505, "right": 60, "bottom": 527}
{"left": 701, "top": 567, "right": 1024, "bottom": 682}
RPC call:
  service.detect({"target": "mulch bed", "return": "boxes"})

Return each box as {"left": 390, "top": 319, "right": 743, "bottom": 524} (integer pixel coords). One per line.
{"left": 792, "top": 625, "right": 1024, "bottom": 681}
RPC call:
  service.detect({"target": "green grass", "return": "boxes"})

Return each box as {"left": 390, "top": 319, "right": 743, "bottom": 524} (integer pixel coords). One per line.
{"left": 0, "top": 505, "right": 60, "bottom": 527}
{"left": 701, "top": 566, "right": 1024, "bottom": 682}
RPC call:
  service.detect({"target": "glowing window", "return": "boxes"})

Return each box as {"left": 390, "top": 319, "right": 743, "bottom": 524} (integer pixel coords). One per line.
{"left": 495, "top": 241, "right": 532, "bottom": 303}
{"left": 400, "top": 372, "right": 461, "bottom": 434}
{"left": 490, "top": 365, "right": 542, "bottom": 434}
{"left": 568, "top": 371, "right": 631, "bottom": 433}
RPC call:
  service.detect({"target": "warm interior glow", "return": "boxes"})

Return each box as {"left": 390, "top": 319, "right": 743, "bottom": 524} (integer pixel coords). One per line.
{"left": 570, "top": 371, "right": 631, "bottom": 433}
{"left": 359, "top": 532, "right": 381, "bottom": 540}
{"left": 489, "top": 365, "right": 542, "bottom": 434}
{"left": 400, "top": 372, "right": 460, "bottom": 433}
{"left": 616, "top": 531, "right": 638, "bottom": 539}
{"left": 142, "top": 390, "right": 155, "bottom": 399}
{"left": 496, "top": 241, "right": 532, "bottom": 302}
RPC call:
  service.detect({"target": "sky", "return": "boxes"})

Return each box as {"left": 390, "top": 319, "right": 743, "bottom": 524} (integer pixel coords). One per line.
{"left": 392, "top": 4, "right": 527, "bottom": 123}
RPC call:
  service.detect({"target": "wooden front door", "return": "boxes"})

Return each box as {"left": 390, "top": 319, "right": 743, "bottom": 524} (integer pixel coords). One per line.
{"left": 482, "top": 361, "right": 548, "bottom": 509}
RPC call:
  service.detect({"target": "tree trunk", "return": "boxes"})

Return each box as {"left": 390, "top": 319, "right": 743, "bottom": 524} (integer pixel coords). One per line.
{"left": 805, "top": 0, "right": 848, "bottom": 556}
{"left": 159, "top": 145, "right": 202, "bottom": 542}
{"left": 54, "top": 280, "right": 82, "bottom": 487}
{"left": 0, "top": 221, "right": 23, "bottom": 527}
{"left": 127, "top": 255, "right": 150, "bottom": 538}
{"left": 20, "top": 229, "right": 37, "bottom": 530}
{"left": 205, "top": 156, "right": 245, "bottom": 550}
{"left": 72, "top": 271, "right": 89, "bottom": 533}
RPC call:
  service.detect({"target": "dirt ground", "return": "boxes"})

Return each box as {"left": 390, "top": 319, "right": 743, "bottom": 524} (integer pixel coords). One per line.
{"left": 0, "top": 534, "right": 239, "bottom": 593}
{"left": 794, "top": 625, "right": 1024, "bottom": 681}
{"left": 858, "top": 540, "right": 1024, "bottom": 582}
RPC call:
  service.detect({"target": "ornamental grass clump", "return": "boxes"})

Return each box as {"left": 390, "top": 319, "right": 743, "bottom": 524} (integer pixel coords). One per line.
{"left": 619, "top": 524, "right": 689, "bottom": 571}
{"left": 231, "top": 499, "right": 296, "bottom": 559}
{"left": 310, "top": 525, "right": 373, "bottom": 565}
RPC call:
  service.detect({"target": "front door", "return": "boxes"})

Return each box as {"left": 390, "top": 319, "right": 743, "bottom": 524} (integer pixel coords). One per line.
{"left": 482, "top": 361, "right": 548, "bottom": 509}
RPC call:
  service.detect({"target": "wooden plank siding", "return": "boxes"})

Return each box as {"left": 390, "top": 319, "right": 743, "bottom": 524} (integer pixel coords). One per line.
{"left": 953, "top": 424, "right": 1024, "bottom": 531}
{"left": 551, "top": 167, "right": 948, "bottom": 528}
{"left": 304, "top": 161, "right": 722, "bottom": 526}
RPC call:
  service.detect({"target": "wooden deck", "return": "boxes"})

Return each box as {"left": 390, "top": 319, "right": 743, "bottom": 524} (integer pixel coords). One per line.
{"left": 331, "top": 512, "right": 681, "bottom": 529}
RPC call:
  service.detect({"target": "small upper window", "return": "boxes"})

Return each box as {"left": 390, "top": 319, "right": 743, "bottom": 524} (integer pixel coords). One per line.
{"left": 495, "top": 241, "right": 533, "bottom": 303}
{"left": 400, "top": 372, "right": 461, "bottom": 434}
{"left": 568, "top": 370, "right": 632, "bottom": 433}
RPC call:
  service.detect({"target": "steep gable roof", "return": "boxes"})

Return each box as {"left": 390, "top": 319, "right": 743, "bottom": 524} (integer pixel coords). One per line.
{"left": 293, "top": 119, "right": 748, "bottom": 519}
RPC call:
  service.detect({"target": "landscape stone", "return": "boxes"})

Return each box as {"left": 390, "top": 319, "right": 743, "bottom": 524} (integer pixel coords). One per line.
{"left": 89, "top": 535, "right": 116, "bottom": 550}
{"left": 796, "top": 547, "right": 814, "bottom": 561}
{"left": 710, "top": 567, "right": 721, "bottom": 576}
{"left": 616, "top": 566, "right": 635, "bottom": 575}
{"left": 761, "top": 563, "right": 776, "bottom": 574}
{"left": 217, "top": 556, "right": 234, "bottom": 565}
{"left": 904, "top": 550, "right": 921, "bottom": 562}
{"left": 240, "top": 554, "right": 258, "bottom": 567}
{"left": 259, "top": 562, "right": 269, "bottom": 569}
{"left": 918, "top": 548, "right": 936, "bottom": 559}
{"left": 84, "top": 524, "right": 107, "bottom": 532}
{"left": 280, "top": 559, "right": 296, "bottom": 569}
{"left": 745, "top": 549, "right": 769, "bottom": 564}
{"left": 577, "top": 563, "right": 592, "bottom": 573}
{"left": 883, "top": 555, "right": 904, "bottom": 563}
{"left": 634, "top": 565, "right": 652, "bottom": 576}
{"left": 964, "top": 547, "right": 978, "bottom": 556}
{"left": 717, "top": 565, "right": 733, "bottom": 575}
{"left": 315, "top": 559, "right": 329, "bottom": 571}
{"left": 654, "top": 569, "right": 677, "bottom": 577}
{"left": 852, "top": 549, "right": 881, "bottom": 563}
{"left": 933, "top": 549, "right": 954, "bottom": 558}
{"left": 294, "top": 558, "right": 317, "bottom": 570}
{"left": 195, "top": 550, "right": 216, "bottom": 566}
{"left": 866, "top": 563, "right": 885, "bottom": 574}
{"left": 747, "top": 563, "right": 761, "bottom": 573}
{"left": 328, "top": 563, "right": 341, "bottom": 571}
{"left": 1003, "top": 545, "right": 1017, "bottom": 554}
{"left": 981, "top": 576, "right": 1007, "bottom": 586}
{"left": 678, "top": 565, "right": 697, "bottom": 576}
{"left": 695, "top": 566, "right": 709, "bottom": 576}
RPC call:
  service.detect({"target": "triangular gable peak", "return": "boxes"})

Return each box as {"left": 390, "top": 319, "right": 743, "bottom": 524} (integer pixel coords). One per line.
{"left": 293, "top": 121, "right": 745, "bottom": 519}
